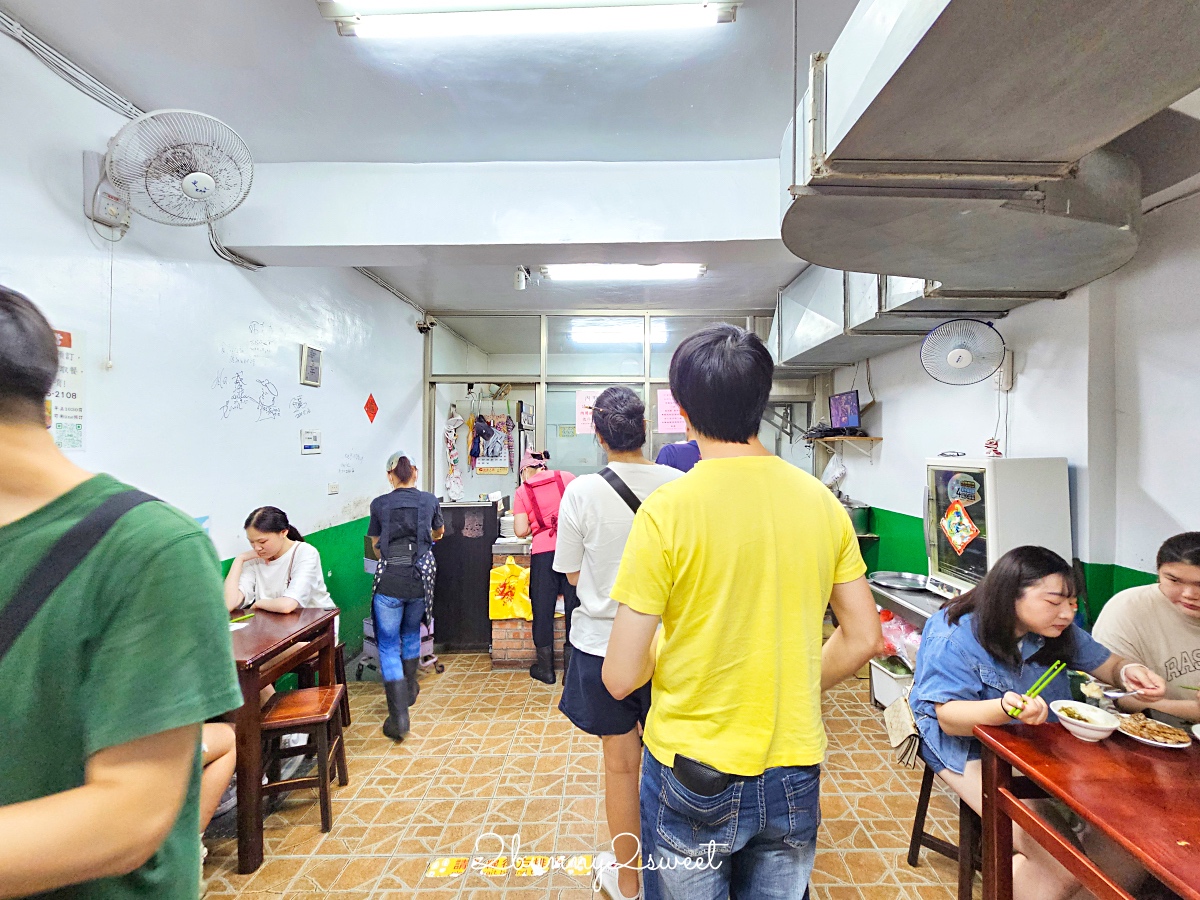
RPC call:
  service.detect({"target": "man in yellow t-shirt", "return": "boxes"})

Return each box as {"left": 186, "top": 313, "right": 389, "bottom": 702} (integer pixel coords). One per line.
{"left": 603, "top": 324, "right": 883, "bottom": 900}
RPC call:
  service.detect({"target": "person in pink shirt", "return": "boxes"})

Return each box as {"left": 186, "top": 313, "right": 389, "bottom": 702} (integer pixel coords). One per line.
{"left": 513, "top": 449, "right": 578, "bottom": 683}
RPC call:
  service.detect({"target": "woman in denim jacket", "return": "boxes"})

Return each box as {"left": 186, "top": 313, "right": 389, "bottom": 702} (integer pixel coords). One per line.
{"left": 911, "top": 546, "right": 1165, "bottom": 900}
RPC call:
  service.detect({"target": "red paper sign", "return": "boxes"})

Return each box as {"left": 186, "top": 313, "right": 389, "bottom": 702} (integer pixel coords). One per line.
{"left": 364, "top": 394, "right": 379, "bottom": 423}
{"left": 940, "top": 499, "right": 980, "bottom": 556}
{"left": 53, "top": 329, "right": 72, "bottom": 348}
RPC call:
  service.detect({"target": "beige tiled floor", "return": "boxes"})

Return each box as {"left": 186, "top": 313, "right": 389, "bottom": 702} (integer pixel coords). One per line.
{"left": 204, "top": 653, "right": 967, "bottom": 899}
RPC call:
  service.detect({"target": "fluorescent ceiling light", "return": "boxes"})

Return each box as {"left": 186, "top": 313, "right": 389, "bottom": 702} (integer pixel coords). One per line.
{"left": 570, "top": 321, "right": 669, "bottom": 344}
{"left": 542, "top": 263, "right": 707, "bottom": 282}
{"left": 318, "top": 0, "right": 737, "bottom": 37}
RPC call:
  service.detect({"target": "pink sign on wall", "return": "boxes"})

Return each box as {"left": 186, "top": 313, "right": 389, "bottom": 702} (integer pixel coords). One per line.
{"left": 575, "top": 389, "right": 601, "bottom": 435}
{"left": 657, "top": 389, "right": 686, "bottom": 434}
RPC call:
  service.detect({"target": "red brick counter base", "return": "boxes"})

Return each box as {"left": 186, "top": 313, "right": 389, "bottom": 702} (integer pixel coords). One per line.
{"left": 491, "top": 616, "right": 567, "bottom": 670}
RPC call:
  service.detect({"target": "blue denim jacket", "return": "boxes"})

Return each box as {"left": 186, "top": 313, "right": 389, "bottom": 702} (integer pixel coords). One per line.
{"left": 910, "top": 609, "right": 1111, "bottom": 774}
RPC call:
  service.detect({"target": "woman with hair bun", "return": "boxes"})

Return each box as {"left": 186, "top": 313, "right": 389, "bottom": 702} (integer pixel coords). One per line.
{"left": 552, "top": 385, "right": 682, "bottom": 900}
{"left": 224, "top": 506, "right": 334, "bottom": 615}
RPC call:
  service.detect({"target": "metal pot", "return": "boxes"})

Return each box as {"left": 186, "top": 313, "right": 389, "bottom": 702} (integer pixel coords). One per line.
{"left": 843, "top": 502, "right": 870, "bottom": 535}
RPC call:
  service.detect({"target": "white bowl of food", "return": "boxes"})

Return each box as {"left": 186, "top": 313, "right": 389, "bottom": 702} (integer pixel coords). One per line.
{"left": 1050, "top": 700, "right": 1119, "bottom": 742}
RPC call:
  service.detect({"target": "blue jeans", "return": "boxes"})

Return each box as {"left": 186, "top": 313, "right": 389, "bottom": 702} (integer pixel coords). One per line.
{"left": 640, "top": 749, "right": 820, "bottom": 900}
{"left": 372, "top": 592, "right": 425, "bottom": 682}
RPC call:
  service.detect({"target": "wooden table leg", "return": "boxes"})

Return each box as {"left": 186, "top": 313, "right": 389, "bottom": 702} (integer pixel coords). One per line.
{"left": 317, "top": 624, "right": 336, "bottom": 689}
{"left": 235, "top": 668, "right": 265, "bottom": 874}
{"left": 981, "top": 745, "right": 1014, "bottom": 900}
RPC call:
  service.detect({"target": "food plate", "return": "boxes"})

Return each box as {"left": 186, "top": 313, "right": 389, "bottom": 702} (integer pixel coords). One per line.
{"left": 868, "top": 571, "right": 929, "bottom": 591}
{"left": 229, "top": 622, "right": 248, "bottom": 632}
{"left": 1117, "top": 713, "right": 1192, "bottom": 748}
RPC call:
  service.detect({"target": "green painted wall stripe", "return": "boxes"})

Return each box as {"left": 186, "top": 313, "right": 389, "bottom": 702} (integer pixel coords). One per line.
{"left": 222, "top": 516, "right": 374, "bottom": 658}
{"left": 860, "top": 507, "right": 1155, "bottom": 623}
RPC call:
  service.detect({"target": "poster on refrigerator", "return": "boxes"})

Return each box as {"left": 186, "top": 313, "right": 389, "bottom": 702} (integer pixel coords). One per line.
{"left": 575, "top": 389, "right": 600, "bottom": 435}
{"left": 657, "top": 389, "right": 686, "bottom": 434}
{"left": 49, "top": 330, "right": 85, "bottom": 451}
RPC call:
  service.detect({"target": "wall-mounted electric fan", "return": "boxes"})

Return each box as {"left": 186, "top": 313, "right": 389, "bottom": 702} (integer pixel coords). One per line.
{"left": 920, "top": 319, "right": 1006, "bottom": 385}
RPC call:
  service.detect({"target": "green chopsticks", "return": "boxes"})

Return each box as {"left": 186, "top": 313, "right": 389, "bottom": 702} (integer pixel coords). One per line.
{"left": 230, "top": 613, "right": 255, "bottom": 623}
{"left": 1004, "top": 660, "right": 1067, "bottom": 719}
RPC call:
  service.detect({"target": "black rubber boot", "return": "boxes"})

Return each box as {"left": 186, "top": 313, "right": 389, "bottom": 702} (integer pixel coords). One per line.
{"left": 402, "top": 657, "right": 421, "bottom": 706}
{"left": 381, "top": 679, "right": 410, "bottom": 741}
{"left": 562, "top": 645, "right": 573, "bottom": 681}
{"left": 529, "top": 646, "right": 556, "bottom": 684}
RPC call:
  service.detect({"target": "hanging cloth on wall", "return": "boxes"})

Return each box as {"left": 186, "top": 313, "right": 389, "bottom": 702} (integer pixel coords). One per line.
{"left": 476, "top": 414, "right": 511, "bottom": 474}
{"left": 444, "top": 412, "right": 464, "bottom": 501}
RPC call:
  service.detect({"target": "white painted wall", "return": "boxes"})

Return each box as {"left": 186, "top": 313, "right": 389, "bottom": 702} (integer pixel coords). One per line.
{"left": 832, "top": 192, "right": 1200, "bottom": 573}
{"left": 0, "top": 36, "right": 424, "bottom": 558}
{"left": 1101, "top": 194, "right": 1200, "bottom": 572}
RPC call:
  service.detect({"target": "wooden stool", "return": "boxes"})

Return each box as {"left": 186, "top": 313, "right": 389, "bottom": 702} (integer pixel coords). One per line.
{"left": 260, "top": 685, "right": 349, "bottom": 832}
{"left": 908, "top": 760, "right": 980, "bottom": 900}
{"left": 296, "top": 642, "right": 351, "bottom": 728}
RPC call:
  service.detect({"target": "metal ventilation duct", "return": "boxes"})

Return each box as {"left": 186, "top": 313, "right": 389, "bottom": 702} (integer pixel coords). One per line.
{"left": 779, "top": 0, "right": 1200, "bottom": 292}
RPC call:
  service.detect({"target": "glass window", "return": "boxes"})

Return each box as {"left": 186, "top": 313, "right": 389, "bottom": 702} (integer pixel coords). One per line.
{"left": 547, "top": 316, "right": 644, "bottom": 378}
{"left": 649, "top": 316, "right": 750, "bottom": 379}
{"left": 545, "top": 383, "right": 646, "bottom": 476}
{"left": 431, "top": 316, "right": 540, "bottom": 376}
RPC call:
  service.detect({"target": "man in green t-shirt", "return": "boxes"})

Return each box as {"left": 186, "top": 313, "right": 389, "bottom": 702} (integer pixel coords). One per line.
{"left": 0, "top": 287, "right": 243, "bottom": 899}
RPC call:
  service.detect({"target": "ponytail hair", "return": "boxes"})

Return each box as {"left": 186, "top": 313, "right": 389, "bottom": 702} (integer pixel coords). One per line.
{"left": 388, "top": 455, "right": 416, "bottom": 484}
{"left": 244, "top": 506, "right": 305, "bottom": 542}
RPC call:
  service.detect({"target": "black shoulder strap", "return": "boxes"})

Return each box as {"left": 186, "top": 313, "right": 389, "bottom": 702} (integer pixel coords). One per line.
{"left": 0, "top": 490, "right": 157, "bottom": 664}
{"left": 599, "top": 467, "right": 641, "bottom": 514}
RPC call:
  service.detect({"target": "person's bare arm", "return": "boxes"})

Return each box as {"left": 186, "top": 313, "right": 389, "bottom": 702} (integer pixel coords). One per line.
{"left": 223, "top": 551, "right": 256, "bottom": 611}
{"left": 432, "top": 526, "right": 445, "bottom": 542}
{"left": 0, "top": 725, "right": 199, "bottom": 898}
{"left": 513, "top": 513, "right": 531, "bottom": 539}
{"left": 565, "top": 571, "right": 580, "bottom": 586}
{"left": 250, "top": 596, "right": 300, "bottom": 614}
{"left": 821, "top": 576, "right": 886, "bottom": 691}
{"left": 602, "top": 605, "right": 660, "bottom": 700}
{"left": 369, "top": 536, "right": 381, "bottom": 560}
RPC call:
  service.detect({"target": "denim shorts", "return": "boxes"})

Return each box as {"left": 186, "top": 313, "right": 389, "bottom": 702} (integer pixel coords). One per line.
{"left": 558, "top": 648, "right": 651, "bottom": 737}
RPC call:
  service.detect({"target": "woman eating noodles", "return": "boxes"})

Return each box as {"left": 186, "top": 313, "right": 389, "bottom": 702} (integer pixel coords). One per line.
{"left": 910, "top": 545, "right": 1166, "bottom": 900}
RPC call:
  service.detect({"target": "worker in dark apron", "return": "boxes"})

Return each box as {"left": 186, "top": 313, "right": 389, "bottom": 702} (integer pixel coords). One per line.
{"left": 367, "top": 451, "right": 444, "bottom": 740}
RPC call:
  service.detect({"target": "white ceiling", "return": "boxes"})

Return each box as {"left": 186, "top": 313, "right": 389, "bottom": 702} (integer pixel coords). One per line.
{"left": 367, "top": 239, "right": 800, "bottom": 312}
{"left": 1, "top": 0, "right": 858, "bottom": 163}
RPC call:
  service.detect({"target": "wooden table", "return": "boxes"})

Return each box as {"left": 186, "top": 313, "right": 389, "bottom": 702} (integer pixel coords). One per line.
{"left": 230, "top": 608, "right": 338, "bottom": 873}
{"left": 976, "top": 722, "right": 1200, "bottom": 900}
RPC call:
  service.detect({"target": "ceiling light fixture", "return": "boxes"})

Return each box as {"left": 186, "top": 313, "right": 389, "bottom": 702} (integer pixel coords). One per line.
{"left": 317, "top": 0, "right": 737, "bottom": 37}
{"left": 570, "top": 321, "right": 670, "bottom": 345}
{"left": 541, "top": 263, "right": 707, "bottom": 282}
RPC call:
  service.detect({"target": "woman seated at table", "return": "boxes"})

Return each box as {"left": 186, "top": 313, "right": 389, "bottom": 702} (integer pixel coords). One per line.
{"left": 910, "top": 545, "right": 1166, "bottom": 900}
{"left": 223, "top": 506, "right": 335, "bottom": 616}
{"left": 1093, "top": 531, "right": 1200, "bottom": 722}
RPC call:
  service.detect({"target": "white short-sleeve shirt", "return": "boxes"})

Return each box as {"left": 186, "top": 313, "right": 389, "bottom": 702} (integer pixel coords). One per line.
{"left": 553, "top": 462, "right": 683, "bottom": 656}
{"left": 238, "top": 542, "right": 335, "bottom": 611}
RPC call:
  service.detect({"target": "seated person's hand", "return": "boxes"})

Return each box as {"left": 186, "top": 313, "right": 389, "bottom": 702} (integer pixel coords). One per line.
{"left": 1122, "top": 664, "right": 1167, "bottom": 701}
{"left": 237, "top": 550, "right": 259, "bottom": 563}
{"left": 1003, "top": 691, "right": 1049, "bottom": 726}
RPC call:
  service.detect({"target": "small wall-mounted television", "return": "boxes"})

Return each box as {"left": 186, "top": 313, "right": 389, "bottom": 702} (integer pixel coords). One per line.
{"left": 829, "top": 390, "right": 861, "bottom": 429}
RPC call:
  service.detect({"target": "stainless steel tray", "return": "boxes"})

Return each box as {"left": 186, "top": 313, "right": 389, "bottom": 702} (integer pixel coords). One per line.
{"left": 869, "top": 571, "right": 929, "bottom": 591}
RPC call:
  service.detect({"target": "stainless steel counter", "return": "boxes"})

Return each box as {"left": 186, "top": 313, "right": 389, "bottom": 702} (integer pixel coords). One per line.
{"left": 869, "top": 582, "right": 946, "bottom": 630}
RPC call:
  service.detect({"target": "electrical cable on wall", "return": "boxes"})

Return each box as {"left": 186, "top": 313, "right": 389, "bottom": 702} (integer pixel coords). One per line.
{"left": 355, "top": 267, "right": 426, "bottom": 316}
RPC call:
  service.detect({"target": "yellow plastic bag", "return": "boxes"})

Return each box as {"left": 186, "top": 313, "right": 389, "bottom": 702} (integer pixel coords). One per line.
{"left": 489, "top": 556, "right": 532, "bottom": 620}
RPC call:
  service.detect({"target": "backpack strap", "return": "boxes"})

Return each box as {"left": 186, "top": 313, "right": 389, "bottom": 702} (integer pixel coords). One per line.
{"left": 599, "top": 467, "right": 641, "bottom": 514}
{"left": 0, "top": 490, "right": 157, "bottom": 664}
{"left": 523, "top": 472, "right": 566, "bottom": 537}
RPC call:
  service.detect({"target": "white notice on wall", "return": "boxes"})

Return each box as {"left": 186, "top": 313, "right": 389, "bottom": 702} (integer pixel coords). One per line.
{"left": 656, "top": 389, "right": 685, "bottom": 434}
{"left": 301, "top": 429, "right": 322, "bottom": 454}
{"left": 49, "top": 330, "right": 85, "bottom": 450}
{"left": 575, "top": 389, "right": 600, "bottom": 435}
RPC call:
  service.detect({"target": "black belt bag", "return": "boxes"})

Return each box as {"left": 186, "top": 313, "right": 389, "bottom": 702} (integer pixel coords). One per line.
{"left": 375, "top": 543, "right": 423, "bottom": 598}
{"left": 672, "top": 754, "right": 736, "bottom": 797}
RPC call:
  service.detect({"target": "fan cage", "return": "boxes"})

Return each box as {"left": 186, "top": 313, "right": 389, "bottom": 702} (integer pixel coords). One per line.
{"left": 106, "top": 109, "right": 253, "bottom": 226}
{"left": 920, "top": 318, "right": 1006, "bottom": 386}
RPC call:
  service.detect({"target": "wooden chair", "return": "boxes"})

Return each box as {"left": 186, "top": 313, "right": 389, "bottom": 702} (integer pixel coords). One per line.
{"left": 260, "top": 685, "right": 349, "bottom": 832}
{"left": 295, "top": 641, "right": 351, "bottom": 728}
{"left": 908, "top": 759, "right": 980, "bottom": 900}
